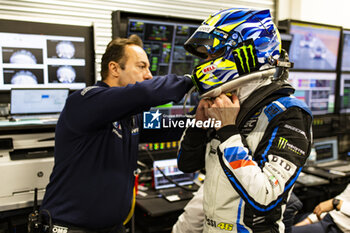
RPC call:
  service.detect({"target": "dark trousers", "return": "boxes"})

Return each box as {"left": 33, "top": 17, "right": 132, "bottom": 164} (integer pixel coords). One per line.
{"left": 291, "top": 214, "right": 343, "bottom": 233}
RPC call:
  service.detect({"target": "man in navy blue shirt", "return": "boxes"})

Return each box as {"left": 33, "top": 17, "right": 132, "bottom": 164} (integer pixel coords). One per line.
{"left": 40, "top": 34, "right": 193, "bottom": 233}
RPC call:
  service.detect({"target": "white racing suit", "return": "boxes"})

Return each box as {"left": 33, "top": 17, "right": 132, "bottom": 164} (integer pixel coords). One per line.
{"left": 177, "top": 81, "right": 313, "bottom": 233}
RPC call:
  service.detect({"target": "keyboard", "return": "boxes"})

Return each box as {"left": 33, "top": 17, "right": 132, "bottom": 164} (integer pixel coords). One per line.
{"left": 159, "top": 188, "right": 194, "bottom": 202}
{"left": 316, "top": 160, "right": 349, "bottom": 168}
{"left": 329, "top": 165, "right": 350, "bottom": 172}
{"left": 297, "top": 172, "right": 329, "bottom": 186}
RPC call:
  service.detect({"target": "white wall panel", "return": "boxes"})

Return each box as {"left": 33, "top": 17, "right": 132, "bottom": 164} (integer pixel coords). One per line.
{"left": 0, "top": 0, "right": 275, "bottom": 81}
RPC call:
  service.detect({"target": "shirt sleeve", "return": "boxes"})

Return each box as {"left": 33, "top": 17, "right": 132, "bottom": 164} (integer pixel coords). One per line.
{"left": 337, "top": 184, "right": 350, "bottom": 216}
{"left": 216, "top": 107, "right": 312, "bottom": 213}
{"left": 63, "top": 75, "right": 192, "bottom": 132}
{"left": 177, "top": 127, "right": 207, "bottom": 173}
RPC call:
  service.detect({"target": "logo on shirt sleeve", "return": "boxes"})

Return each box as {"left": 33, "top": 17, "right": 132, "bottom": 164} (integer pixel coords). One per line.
{"left": 143, "top": 110, "right": 162, "bottom": 129}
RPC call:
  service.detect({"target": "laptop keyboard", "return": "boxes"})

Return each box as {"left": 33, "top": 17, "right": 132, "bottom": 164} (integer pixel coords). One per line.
{"left": 316, "top": 160, "right": 349, "bottom": 168}
{"left": 329, "top": 165, "right": 350, "bottom": 172}
{"left": 297, "top": 172, "right": 329, "bottom": 185}
{"left": 159, "top": 188, "right": 194, "bottom": 201}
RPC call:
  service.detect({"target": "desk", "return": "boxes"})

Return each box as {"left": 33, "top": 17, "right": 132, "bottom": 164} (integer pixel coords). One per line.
{"left": 135, "top": 187, "right": 196, "bottom": 233}
{"left": 0, "top": 119, "right": 56, "bottom": 134}
{"left": 294, "top": 166, "right": 350, "bottom": 214}
{"left": 302, "top": 166, "right": 350, "bottom": 184}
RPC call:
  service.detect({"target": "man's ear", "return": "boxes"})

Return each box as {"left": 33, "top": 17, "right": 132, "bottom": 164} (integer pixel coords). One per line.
{"left": 108, "top": 61, "right": 121, "bottom": 78}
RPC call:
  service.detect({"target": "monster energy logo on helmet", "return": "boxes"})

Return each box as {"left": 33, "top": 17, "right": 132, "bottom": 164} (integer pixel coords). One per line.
{"left": 233, "top": 39, "right": 259, "bottom": 75}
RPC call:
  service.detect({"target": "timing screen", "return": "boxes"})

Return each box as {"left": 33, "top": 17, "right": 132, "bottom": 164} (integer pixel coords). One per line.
{"left": 127, "top": 19, "right": 201, "bottom": 76}
{"left": 288, "top": 71, "right": 336, "bottom": 115}
{"left": 289, "top": 22, "right": 340, "bottom": 71}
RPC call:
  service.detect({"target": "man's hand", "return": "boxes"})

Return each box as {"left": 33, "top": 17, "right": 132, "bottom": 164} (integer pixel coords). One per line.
{"left": 195, "top": 99, "right": 211, "bottom": 122}
{"left": 207, "top": 94, "right": 240, "bottom": 130}
{"left": 313, "top": 199, "right": 333, "bottom": 220}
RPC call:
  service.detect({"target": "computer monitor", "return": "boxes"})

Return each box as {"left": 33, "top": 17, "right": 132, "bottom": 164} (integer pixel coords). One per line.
{"left": 341, "top": 29, "right": 350, "bottom": 72}
{"left": 288, "top": 71, "right": 336, "bottom": 115}
{"left": 313, "top": 136, "right": 338, "bottom": 164}
{"left": 339, "top": 73, "right": 350, "bottom": 113}
{"left": 10, "top": 88, "right": 69, "bottom": 115}
{"left": 0, "top": 19, "right": 94, "bottom": 91}
{"left": 153, "top": 158, "right": 194, "bottom": 190}
{"left": 112, "top": 11, "right": 202, "bottom": 76}
{"left": 288, "top": 21, "right": 341, "bottom": 71}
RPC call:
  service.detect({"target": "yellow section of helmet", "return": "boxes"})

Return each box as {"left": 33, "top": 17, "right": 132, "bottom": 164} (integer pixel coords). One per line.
{"left": 217, "top": 22, "right": 243, "bottom": 33}
{"left": 199, "top": 74, "right": 222, "bottom": 86}
{"left": 216, "top": 58, "right": 237, "bottom": 70}
{"left": 213, "top": 38, "right": 220, "bottom": 47}
{"left": 195, "top": 58, "right": 237, "bottom": 87}
{"left": 205, "top": 13, "right": 222, "bottom": 26}
{"left": 276, "top": 26, "right": 282, "bottom": 54}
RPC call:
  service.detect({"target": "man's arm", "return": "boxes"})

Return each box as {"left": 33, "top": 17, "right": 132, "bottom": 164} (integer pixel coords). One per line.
{"left": 177, "top": 99, "right": 211, "bottom": 173}
{"left": 295, "top": 184, "right": 350, "bottom": 225}
{"left": 64, "top": 75, "right": 192, "bottom": 132}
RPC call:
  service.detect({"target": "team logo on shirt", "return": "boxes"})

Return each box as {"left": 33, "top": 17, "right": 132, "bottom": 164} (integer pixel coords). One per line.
{"left": 143, "top": 110, "right": 162, "bottom": 129}
{"left": 112, "top": 121, "right": 122, "bottom": 138}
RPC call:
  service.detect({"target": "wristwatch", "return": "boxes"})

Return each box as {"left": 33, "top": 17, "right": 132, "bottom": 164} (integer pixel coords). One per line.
{"left": 332, "top": 198, "right": 340, "bottom": 211}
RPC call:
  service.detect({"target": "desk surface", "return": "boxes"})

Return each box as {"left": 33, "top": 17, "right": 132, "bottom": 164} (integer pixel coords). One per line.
{"left": 303, "top": 166, "right": 350, "bottom": 182}
{"left": 0, "top": 119, "right": 56, "bottom": 132}
{"left": 136, "top": 187, "right": 197, "bottom": 217}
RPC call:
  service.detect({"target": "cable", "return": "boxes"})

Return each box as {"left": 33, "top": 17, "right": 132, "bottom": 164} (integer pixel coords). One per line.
{"left": 145, "top": 150, "right": 197, "bottom": 192}
{"left": 183, "top": 85, "right": 196, "bottom": 118}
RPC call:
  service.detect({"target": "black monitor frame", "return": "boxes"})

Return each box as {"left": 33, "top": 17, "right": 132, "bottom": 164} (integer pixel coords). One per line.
{"left": 337, "top": 28, "right": 350, "bottom": 114}
{"left": 0, "top": 19, "right": 95, "bottom": 103}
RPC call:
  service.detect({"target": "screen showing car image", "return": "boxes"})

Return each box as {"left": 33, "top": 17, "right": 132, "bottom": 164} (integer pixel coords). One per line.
{"left": 0, "top": 19, "right": 94, "bottom": 90}
{"left": 127, "top": 19, "right": 201, "bottom": 76}
{"left": 341, "top": 30, "right": 350, "bottom": 71}
{"left": 289, "top": 22, "right": 341, "bottom": 71}
{"left": 288, "top": 71, "right": 336, "bottom": 115}
{"left": 340, "top": 73, "right": 350, "bottom": 113}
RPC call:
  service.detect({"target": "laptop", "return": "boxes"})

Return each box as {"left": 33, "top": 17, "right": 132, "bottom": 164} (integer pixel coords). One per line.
{"left": 313, "top": 137, "right": 350, "bottom": 173}
{"left": 153, "top": 158, "right": 196, "bottom": 202}
{"left": 10, "top": 88, "right": 69, "bottom": 121}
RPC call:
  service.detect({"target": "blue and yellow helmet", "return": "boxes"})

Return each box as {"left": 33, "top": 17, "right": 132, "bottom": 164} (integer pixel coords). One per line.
{"left": 184, "top": 8, "right": 281, "bottom": 97}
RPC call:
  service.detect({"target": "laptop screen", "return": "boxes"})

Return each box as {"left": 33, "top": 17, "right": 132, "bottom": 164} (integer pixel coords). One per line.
{"left": 313, "top": 137, "right": 338, "bottom": 163}
{"left": 153, "top": 158, "right": 194, "bottom": 190}
{"left": 10, "top": 88, "right": 69, "bottom": 115}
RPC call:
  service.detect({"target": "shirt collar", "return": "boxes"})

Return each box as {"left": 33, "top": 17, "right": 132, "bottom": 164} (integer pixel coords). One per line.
{"left": 95, "top": 81, "right": 110, "bottom": 88}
